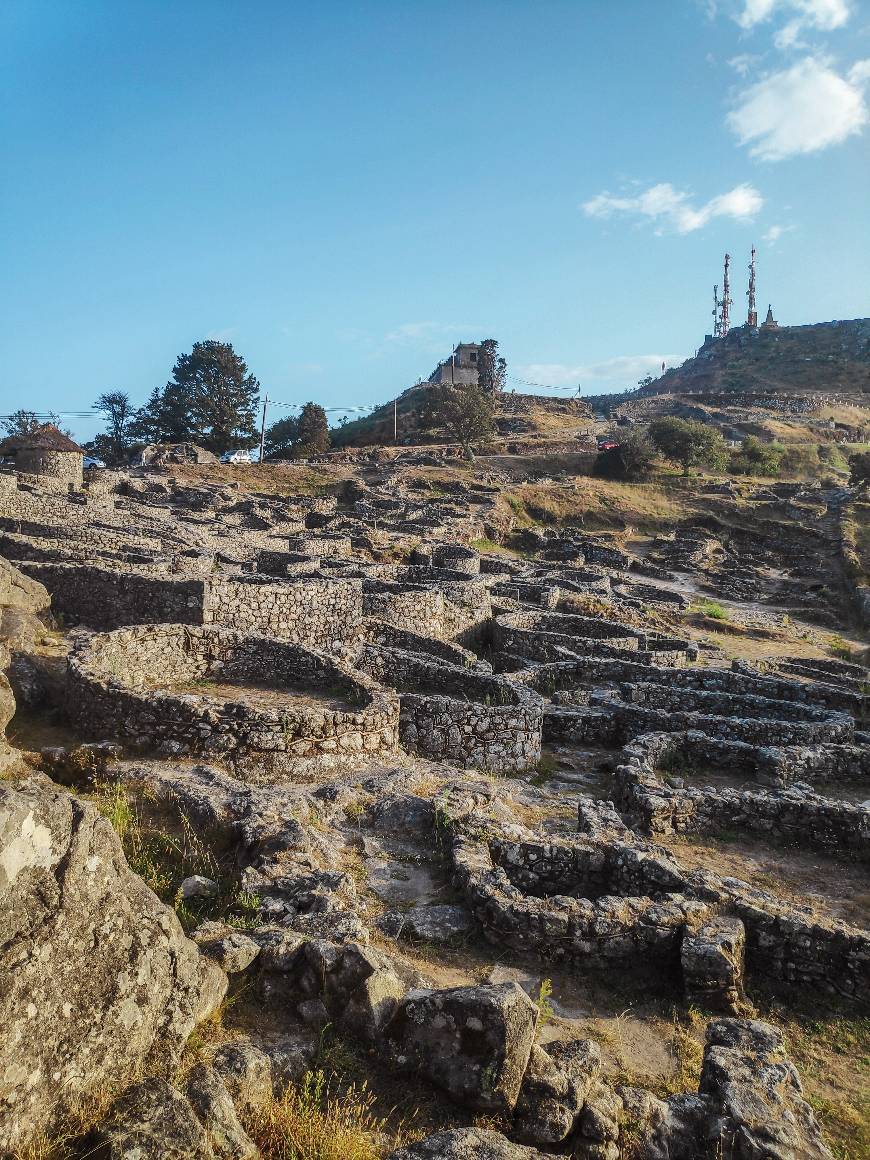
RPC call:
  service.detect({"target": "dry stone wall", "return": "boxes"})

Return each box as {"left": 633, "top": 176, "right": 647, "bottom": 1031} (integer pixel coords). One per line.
{"left": 360, "top": 645, "right": 543, "bottom": 772}
{"left": 66, "top": 624, "right": 400, "bottom": 780}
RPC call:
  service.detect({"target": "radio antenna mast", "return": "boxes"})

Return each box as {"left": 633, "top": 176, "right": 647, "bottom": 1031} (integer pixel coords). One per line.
{"left": 747, "top": 244, "right": 757, "bottom": 327}
{"left": 720, "top": 253, "right": 732, "bottom": 336}
{"left": 713, "top": 284, "right": 721, "bottom": 338}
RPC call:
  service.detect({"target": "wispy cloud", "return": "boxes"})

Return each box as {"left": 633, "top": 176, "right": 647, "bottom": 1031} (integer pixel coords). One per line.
{"left": 516, "top": 354, "right": 687, "bottom": 393}
{"left": 205, "top": 326, "right": 238, "bottom": 342}
{"left": 762, "top": 223, "right": 794, "bottom": 242}
{"left": 727, "top": 55, "right": 869, "bottom": 159}
{"left": 582, "top": 182, "right": 763, "bottom": 234}
{"left": 728, "top": 52, "right": 765, "bottom": 75}
{"left": 383, "top": 321, "right": 482, "bottom": 348}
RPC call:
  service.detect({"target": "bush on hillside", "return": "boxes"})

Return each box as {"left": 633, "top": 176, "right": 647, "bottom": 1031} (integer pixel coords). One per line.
{"left": 730, "top": 436, "right": 785, "bottom": 477}
{"left": 647, "top": 416, "right": 729, "bottom": 474}
{"left": 848, "top": 450, "right": 870, "bottom": 487}
{"left": 594, "top": 430, "right": 656, "bottom": 480}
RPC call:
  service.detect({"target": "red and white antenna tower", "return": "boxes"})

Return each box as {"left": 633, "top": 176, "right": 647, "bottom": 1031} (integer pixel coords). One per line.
{"left": 747, "top": 244, "right": 757, "bottom": 328}
{"left": 713, "top": 284, "right": 721, "bottom": 338}
{"left": 720, "top": 253, "right": 732, "bottom": 336}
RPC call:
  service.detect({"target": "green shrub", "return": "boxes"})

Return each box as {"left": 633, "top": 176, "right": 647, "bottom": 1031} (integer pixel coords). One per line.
{"left": 691, "top": 599, "right": 729, "bottom": 621}
{"left": 730, "top": 436, "right": 785, "bottom": 478}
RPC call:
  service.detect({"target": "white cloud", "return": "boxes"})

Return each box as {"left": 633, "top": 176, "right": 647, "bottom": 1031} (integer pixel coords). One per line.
{"left": 205, "top": 327, "right": 238, "bottom": 342}
{"left": 582, "top": 181, "right": 763, "bottom": 234}
{"left": 383, "top": 321, "right": 482, "bottom": 348}
{"left": 516, "top": 354, "right": 687, "bottom": 393}
{"left": 727, "top": 56, "right": 869, "bottom": 159}
{"left": 762, "top": 223, "right": 796, "bottom": 242}
{"left": 728, "top": 52, "right": 764, "bottom": 75}
{"left": 734, "top": 0, "right": 850, "bottom": 34}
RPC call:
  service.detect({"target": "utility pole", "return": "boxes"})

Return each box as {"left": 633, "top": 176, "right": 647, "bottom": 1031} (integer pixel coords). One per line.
{"left": 747, "top": 244, "right": 757, "bottom": 328}
{"left": 258, "top": 394, "right": 269, "bottom": 464}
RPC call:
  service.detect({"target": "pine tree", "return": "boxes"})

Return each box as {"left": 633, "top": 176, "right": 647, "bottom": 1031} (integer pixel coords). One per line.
{"left": 294, "top": 402, "right": 330, "bottom": 457}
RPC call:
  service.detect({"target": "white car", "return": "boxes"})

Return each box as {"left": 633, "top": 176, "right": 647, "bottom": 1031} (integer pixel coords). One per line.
{"left": 220, "top": 450, "right": 253, "bottom": 464}
{"left": 83, "top": 456, "right": 106, "bottom": 469}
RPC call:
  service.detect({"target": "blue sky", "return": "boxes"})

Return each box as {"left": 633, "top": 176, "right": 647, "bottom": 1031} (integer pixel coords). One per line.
{"left": 1, "top": 0, "right": 868, "bottom": 442}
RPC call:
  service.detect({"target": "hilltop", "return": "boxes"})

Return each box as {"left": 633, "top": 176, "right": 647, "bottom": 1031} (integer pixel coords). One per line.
{"left": 331, "top": 383, "right": 595, "bottom": 447}
{"left": 611, "top": 317, "right": 870, "bottom": 405}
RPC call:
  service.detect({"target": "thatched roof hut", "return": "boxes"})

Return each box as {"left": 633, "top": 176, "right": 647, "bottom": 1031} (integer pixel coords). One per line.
{"left": 0, "top": 424, "right": 84, "bottom": 487}
{"left": 0, "top": 424, "right": 83, "bottom": 455}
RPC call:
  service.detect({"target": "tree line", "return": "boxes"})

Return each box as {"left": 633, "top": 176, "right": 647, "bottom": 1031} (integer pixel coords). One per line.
{"left": 2, "top": 340, "right": 331, "bottom": 464}
{"left": 1, "top": 336, "right": 511, "bottom": 464}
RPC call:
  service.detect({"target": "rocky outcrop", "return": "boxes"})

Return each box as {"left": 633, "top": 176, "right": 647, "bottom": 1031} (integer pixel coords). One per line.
{"left": 701, "top": 1019, "right": 834, "bottom": 1159}
{"left": 388, "top": 1127, "right": 547, "bottom": 1159}
{"left": 513, "top": 1038, "right": 601, "bottom": 1146}
{"left": 0, "top": 775, "right": 227, "bottom": 1153}
{"left": 0, "top": 555, "right": 50, "bottom": 770}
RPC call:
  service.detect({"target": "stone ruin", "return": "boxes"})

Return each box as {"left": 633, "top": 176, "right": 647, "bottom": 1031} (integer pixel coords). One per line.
{"left": 0, "top": 458, "right": 865, "bottom": 1158}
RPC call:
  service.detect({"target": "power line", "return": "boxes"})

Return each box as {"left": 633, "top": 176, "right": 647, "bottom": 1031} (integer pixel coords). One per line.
{"left": 506, "top": 375, "right": 579, "bottom": 392}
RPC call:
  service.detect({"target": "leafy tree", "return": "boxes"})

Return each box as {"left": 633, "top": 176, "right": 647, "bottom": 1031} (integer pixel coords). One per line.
{"left": 130, "top": 383, "right": 193, "bottom": 444}
{"left": 131, "top": 341, "right": 260, "bottom": 453}
{"left": 730, "top": 436, "right": 785, "bottom": 478}
{"left": 648, "top": 416, "right": 729, "bottom": 474}
{"left": 93, "top": 391, "right": 135, "bottom": 464}
{"left": 477, "top": 339, "right": 507, "bottom": 394}
{"left": 263, "top": 414, "right": 300, "bottom": 460}
{"left": 636, "top": 374, "right": 655, "bottom": 390}
{"left": 2, "top": 410, "right": 72, "bottom": 439}
{"left": 848, "top": 450, "right": 870, "bottom": 487}
{"left": 594, "top": 429, "right": 656, "bottom": 480}
{"left": 421, "top": 382, "right": 496, "bottom": 450}
{"left": 170, "top": 340, "right": 259, "bottom": 453}
{"left": 294, "top": 402, "right": 330, "bottom": 457}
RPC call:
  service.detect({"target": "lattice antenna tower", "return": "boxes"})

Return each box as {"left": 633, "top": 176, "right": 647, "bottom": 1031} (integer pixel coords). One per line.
{"left": 720, "top": 253, "right": 732, "bottom": 336}
{"left": 713, "top": 284, "right": 721, "bottom": 338}
{"left": 747, "top": 244, "right": 757, "bottom": 327}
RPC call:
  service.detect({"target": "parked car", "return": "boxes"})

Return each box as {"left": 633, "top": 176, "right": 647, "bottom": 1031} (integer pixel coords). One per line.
{"left": 83, "top": 456, "right": 106, "bottom": 469}
{"left": 597, "top": 439, "right": 619, "bottom": 451}
{"left": 220, "top": 450, "right": 253, "bottom": 464}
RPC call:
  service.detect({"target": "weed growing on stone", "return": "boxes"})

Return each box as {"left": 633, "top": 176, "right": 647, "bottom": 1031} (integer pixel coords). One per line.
{"left": 829, "top": 634, "right": 855, "bottom": 660}
{"left": 534, "top": 978, "right": 554, "bottom": 1037}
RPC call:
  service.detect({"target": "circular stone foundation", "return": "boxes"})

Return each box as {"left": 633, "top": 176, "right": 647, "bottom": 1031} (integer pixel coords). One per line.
{"left": 66, "top": 623, "right": 400, "bottom": 780}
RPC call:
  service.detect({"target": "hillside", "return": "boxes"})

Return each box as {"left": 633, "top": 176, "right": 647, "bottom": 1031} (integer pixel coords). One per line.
{"left": 636, "top": 317, "right": 869, "bottom": 402}
{"left": 331, "top": 384, "right": 595, "bottom": 447}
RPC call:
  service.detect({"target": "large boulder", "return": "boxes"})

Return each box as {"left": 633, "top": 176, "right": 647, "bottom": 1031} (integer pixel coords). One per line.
{"left": 512, "top": 1038, "right": 601, "bottom": 1146}
{"left": 0, "top": 776, "right": 227, "bottom": 1153}
{"left": 0, "top": 554, "right": 50, "bottom": 648}
{"left": 700, "top": 1019, "right": 833, "bottom": 1159}
{"left": 385, "top": 982, "right": 537, "bottom": 1113}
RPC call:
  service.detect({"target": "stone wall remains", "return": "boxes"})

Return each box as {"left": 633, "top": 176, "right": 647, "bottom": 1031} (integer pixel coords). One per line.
{"left": 65, "top": 624, "right": 399, "bottom": 780}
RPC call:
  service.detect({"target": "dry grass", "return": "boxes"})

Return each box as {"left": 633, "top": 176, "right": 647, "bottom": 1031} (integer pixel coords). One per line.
{"left": 587, "top": 1008, "right": 705, "bottom": 1100}
{"left": 759, "top": 1003, "right": 870, "bottom": 1160}
{"left": 242, "top": 1070, "right": 404, "bottom": 1160}
{"left": 501, "top": 477, "right": 689, "bottom": 533}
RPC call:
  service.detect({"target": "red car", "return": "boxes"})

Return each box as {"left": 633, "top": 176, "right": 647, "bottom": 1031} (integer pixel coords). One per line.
{"left": 597, "top": 439, "right": 619, "bottom": 451}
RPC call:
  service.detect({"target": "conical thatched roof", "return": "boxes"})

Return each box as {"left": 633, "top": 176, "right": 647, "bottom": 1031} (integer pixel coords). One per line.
{"left": 0, "top": 423, "right": 83, "bottom": 455}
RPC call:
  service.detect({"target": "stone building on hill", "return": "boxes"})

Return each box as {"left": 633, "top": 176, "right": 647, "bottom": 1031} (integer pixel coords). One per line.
{"left": 428, "top": 343, "right": 482, "bottom": 386}
{"left": 0, "top": 424, "right": 84, "bottom": 488}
